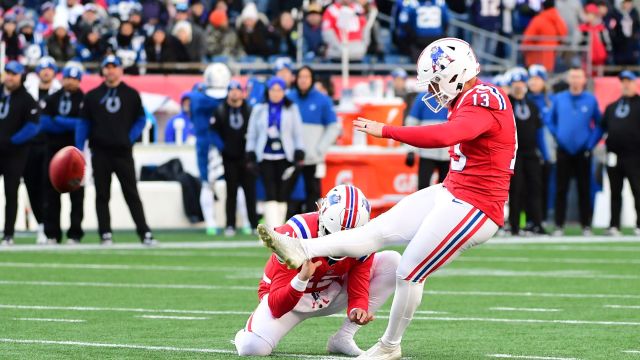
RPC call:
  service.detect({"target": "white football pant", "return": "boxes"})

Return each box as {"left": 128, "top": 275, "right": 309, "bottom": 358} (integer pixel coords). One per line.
{"left": 234, "top": 250, "right": 401, "bottom": 356}
{"left": 297, "top": 184, "right": 499, "bottom": 346}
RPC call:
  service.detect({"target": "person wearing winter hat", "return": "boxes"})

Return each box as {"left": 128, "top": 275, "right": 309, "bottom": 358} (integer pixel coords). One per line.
{"left": 246, "top": 77, "right": 305, "bottom": 228}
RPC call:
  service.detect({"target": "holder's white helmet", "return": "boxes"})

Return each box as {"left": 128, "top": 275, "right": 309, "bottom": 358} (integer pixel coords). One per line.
{"left": 318, "top": 185, "right": 371, "bottom": 237}
{"left": 203, "top": 63, "right": 231, "bottom": 98}
{"left": 416, "top": 37, "right": 480, "bottom": 113}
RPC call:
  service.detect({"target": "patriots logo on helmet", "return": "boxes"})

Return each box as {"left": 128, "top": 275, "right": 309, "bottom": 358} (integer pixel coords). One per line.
{"left": 430, "top": 46, "right": 454, "bottom": 72}
{"left": 362, "top": 198, "right": 371, "bottom": 213}
{"left": 328, "top": 194, "right": 341, "bottom": 205}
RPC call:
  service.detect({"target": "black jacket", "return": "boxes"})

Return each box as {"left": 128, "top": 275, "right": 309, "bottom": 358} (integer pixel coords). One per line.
{"left": 602, "top": 95, "right": 640, "bottom": 156}
{"left": 212, "top": 101, "right": 251, "bottom": 160}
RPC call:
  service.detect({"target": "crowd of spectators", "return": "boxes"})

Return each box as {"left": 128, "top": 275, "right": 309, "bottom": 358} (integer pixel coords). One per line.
{"left": 2, "top": 0, "right": 640, "bottom": 73}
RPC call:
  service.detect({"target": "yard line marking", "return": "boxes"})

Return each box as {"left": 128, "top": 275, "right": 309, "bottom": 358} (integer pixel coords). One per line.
{"left": 0, "top": 241, "right": 264, "bottom": 252}
{"left": 2, "top": 305, "right": 639, "bottom": 327}
{"left": 0, "top": 304, "right": 253, "bottom": 315}
{"left": 487, "top": 237, "right": 640, "bottom": 244}
{"left": 13, "top": 318, "right": 86, "bottom": 323}
{"left": 624, "top": 350, "right": 640, "bottom": 354}
{"left": 3, "top": 262, "right": 636, "bottom": 280}
{"left": 0, "top": 338, "right": 353, "bottom": 359}
{"left": 0, "top": 261, "right": 261, "bottom": 273}
{"left": 436, "top": 269, "right": 639, "bottom": 280}
{"left": 137, "top": 315, "right": 208, "bottom": 320}
{"left": 426, "top": 290, "right": 640, "bottom": 299}
{"left": 487, "top": 354, "right": 580, "bottom": 360}
{"left": 489, "top": 307, "right": 562, "bottom": 312}
{"left": 458, "top": 256, "right": 640, "bottom": 265}
{"left": 0, "top": 237, "right": 638, "bottom": 252}
{"left": 604, "top": 305, "right": 640, "bottom": 309}
{"left": 365, "top": 315, "right": 640, "bottom": 326}
{"left": 482, "top": 245, "right": 640, "bottom": 252}
{"left": 0, "top": 280, "right": 255, "bottom": 291}
{"left": 377, "top": 310, "right": 448, "bottom": 315}
{"left": 65, "top": 250, "right": 266, "bottom": 257}
{"left": 2, "top": 280, "right": 640, "bottom": 300}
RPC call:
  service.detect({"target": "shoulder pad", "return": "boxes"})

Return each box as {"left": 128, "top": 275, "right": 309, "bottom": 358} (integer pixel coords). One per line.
{"left": 458, "top": 84, "right": 508, "bottom": 111}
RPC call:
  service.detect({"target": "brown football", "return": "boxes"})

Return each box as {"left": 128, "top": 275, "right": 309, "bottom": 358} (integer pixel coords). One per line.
{"left": 49, "top": 146, "right": 85, "bottom": 193}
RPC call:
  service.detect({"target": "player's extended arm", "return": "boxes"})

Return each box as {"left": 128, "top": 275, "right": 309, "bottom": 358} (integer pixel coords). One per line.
{"left": 346, "top": 255, "right": 373, "bottom": 316}
{"left": 75, "top": 119, "right": 90, "bottom": 150}
{"left": 129, "top": 115, "right": 147, "bottom": 144}
{"left": 40, "top": 115, "right": 65, "bottom": 134}
{"left": 264, "top": 261, "right": 306, "bottom": 318}
{"left": 10, "top": 122, "right": 40, "bottom": 145}
{"left": 379, "top": 106, "right": 496, "bottom": 148}
{"left": 53, "top": 115, "right": 82, "bottom": 131}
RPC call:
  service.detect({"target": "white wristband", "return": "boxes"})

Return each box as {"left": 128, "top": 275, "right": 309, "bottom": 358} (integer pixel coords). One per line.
{"left": 290, "top": 275, "right": 309, "bottom": 292}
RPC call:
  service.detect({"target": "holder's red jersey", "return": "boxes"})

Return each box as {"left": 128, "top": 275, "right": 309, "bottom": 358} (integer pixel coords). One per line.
{"left": 258, "top": 212, "right": 374, "bottom": 318}
{"left": 382, "top": 80, "right": 516, "bottom": 226}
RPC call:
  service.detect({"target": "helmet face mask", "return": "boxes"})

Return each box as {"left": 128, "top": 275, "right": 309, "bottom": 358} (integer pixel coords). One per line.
{"left": 416, "top": 38, "right": 479, "bottom": 113}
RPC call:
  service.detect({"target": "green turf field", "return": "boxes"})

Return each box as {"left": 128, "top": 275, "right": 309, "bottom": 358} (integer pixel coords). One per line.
{"left": 0, "top": 231, "right": 639, "bottom": 359}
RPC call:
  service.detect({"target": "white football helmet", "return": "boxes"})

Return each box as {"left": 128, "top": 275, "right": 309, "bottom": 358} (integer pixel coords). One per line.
{"left": 203, "top": 63, "right": 231, "bottom": 98}
{"left": 416, "top": 37, "right": 480, "bottom": 113}
{"left": 318, "top": 185, "right": 371, "bottom": 237}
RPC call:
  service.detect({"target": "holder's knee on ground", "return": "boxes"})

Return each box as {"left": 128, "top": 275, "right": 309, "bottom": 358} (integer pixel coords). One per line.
{"left": 235, "top": 329, "right": 273, "bottom": 356}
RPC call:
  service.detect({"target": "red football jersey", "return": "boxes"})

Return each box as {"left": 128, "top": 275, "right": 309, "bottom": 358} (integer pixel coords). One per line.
{"left": 257, "top": 212, "right": 374, "bottom": 318}
{"left": 382, "top": 80, "right": 516, "bottom": 226}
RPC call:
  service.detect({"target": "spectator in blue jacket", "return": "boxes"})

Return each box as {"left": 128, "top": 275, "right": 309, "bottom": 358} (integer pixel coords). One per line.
{"left": 287, "top": 65, "right": 339, "bottom": 215}
{"left": 165, "top": 93, "right": 195, "bottom": 144}
{"left": 546, "top": 67, "right": 603, "bottom": 236}
{"left": 528, "top": 64, "right": 556, "bottom": 220}
{"left": 302, "top": 3, "right": 325, "bottom": 60}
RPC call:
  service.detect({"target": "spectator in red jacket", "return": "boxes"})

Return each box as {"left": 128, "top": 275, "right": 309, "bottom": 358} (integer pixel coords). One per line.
{"left": 580, "top": 3, "right": 612, "bottom": 67}
{"left": 523, "top": 0, "right": 568, "bottom": 72}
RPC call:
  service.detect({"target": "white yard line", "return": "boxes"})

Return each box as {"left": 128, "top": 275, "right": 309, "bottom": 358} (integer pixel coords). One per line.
{"left": 425, "top": 290, "right": 640, "bottom": 299}
{"left": 0, "top": 304, "right": 252, "bottom": 315}
{"left": 2, "top": 280, "right": 640, "bottom": 300}
{"left": 0, "top": 241, "right": 263, "bottom": 252}
{"left": 1, "top": 261, "right": 636, "bottom": 280}
{"left": 489, "top": 307, "right": 562, "bottom": 313}
{"left": 0, "top": 280, "right": 254, "bottom": 291}
{"left": 482, "top": 245, "right": 640, "bottom": 252}
{"left": 0, "top": 237, "right": 638, "bottom": 253}
{"left": 487, "top": 354, "right": 580, "bottom": 360}
{"left": 406, "top": 316, "right": 640, "bottom": 326}
{"left": 458, "top": 256, "right": 640, "bottom": 265}
{"left": 623, "top": 350, "right": 640, "bottom": 354}
{"left": 604, "top": 305, "right": 640, "bottom": 309}
{"left": 436, "top": 269, "right": 638, "bottom": 280}
{"left": 487, "top": 237, "right": 640, "bottom": 244}
{"left": 137, "top": 315, "right": 208, "bottom": 320}
{"left": 0, "top": 338, "right": 353, "bottom": 359}
{"left": 2, "top": 304, "right": 638, "bottom": 327}
{"left": 0, "top": 261, "right": 260, "bottom": 273}
{"left": 13, "top": 318, "right": 86, "bottom": 323}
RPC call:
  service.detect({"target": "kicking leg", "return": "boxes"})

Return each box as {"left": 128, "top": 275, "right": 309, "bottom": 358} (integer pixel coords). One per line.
{"left": 259, "top": 185, "right": 442, "bottom": 269}
{"left": 360, "top": 190, "right": 498, "bottom": 359}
